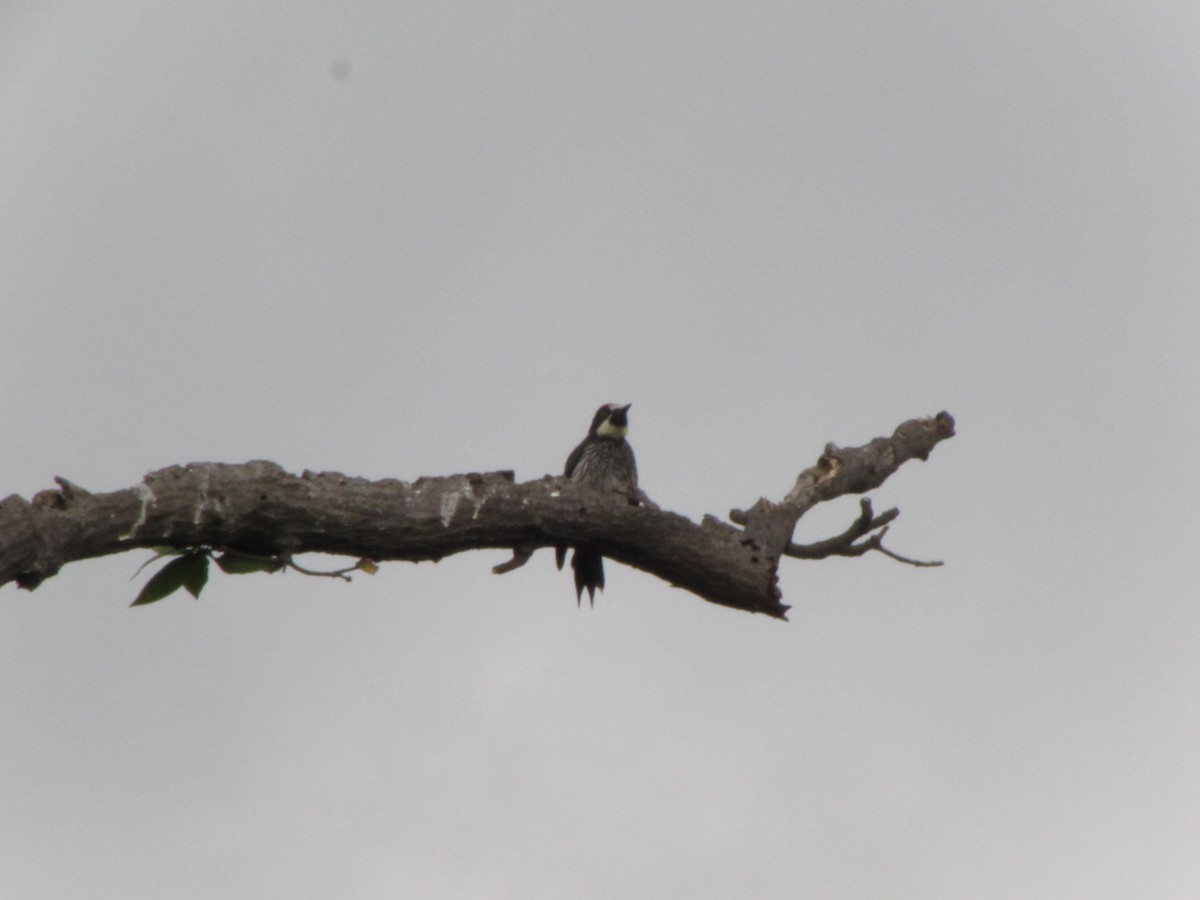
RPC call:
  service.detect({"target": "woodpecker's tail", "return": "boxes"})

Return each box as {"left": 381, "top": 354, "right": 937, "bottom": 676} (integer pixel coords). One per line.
{"left": 570, "top": 547, "right": 604, "bottom": 607}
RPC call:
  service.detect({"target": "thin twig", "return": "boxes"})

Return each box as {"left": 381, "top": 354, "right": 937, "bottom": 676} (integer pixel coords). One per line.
{"left": 784, "top": 498, "right": 895, "bottom": 559}
{"left": 867, "top": 529, "right": 943, "bottom": 567}
{"left": 285, "top": 556, "right": 358, "bottom": 581}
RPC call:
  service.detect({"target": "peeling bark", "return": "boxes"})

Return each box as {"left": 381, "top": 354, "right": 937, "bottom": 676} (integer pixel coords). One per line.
{"left": 0, "top": 412, "right": 955, "bottom": 619}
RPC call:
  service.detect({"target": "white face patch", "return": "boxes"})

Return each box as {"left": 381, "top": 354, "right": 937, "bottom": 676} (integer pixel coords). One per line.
{"left": 596, "top": 418, "right": 628, "bottom": 438}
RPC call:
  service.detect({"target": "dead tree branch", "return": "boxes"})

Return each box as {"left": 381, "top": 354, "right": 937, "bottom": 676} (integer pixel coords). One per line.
{"left": 783, "top": 498, "right": 942, "bottom": 566}
{"left": 0, "top": 412, "right": 955, "bottom": 619}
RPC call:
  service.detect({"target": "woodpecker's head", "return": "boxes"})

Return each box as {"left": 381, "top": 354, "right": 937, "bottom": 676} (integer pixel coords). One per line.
{"left": 590, "top": 403, "right": 631, "bottom": 439}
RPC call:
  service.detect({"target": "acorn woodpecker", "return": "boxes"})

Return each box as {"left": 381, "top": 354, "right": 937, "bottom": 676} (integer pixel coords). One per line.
{"left": 556, "top": 402, "right": 638, "bottom": 606}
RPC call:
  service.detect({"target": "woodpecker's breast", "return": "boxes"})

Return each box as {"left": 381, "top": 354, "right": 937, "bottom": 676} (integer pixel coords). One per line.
{"left": 570, "top": 439, "right": 638, "bottom": 494}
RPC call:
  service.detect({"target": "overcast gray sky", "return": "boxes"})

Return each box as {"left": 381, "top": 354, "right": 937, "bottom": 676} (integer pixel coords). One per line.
{"left": 2, "top": 2, "right": 1198, "bottom": 897}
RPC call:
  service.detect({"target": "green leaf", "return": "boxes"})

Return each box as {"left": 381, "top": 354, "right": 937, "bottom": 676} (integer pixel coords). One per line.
{"left": 131, "top": 547, "right": 185, "bottom": 579}
{"left": 179, "top": 553, "right": 209, "bottom": 599}
{"left": 215, "top": 552, "right": 283, "bottom": 575}
{"left": 132, "top": 554, "right": 196, "bottom": 606}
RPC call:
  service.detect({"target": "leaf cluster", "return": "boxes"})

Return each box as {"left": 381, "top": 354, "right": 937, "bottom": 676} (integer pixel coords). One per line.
{"left": 131, "top": 549, "right": 282, "bottom": 606}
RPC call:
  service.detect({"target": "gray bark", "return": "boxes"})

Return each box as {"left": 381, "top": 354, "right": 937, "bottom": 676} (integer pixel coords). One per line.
{"left": 0, "top": 412, "right": 955, "bottom": 619}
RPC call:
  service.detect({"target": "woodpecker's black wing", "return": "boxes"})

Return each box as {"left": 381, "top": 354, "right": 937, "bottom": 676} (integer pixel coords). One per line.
{"left": 556, "top": 437, "right": 589, "bottom": 571}
{"left": 564, "top": 439, "right": 587, "bottom": 479}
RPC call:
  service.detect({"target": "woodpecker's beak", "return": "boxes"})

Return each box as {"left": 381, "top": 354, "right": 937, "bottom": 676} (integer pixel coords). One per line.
{"left": 620, "top": 404, "right": 631, "bottom": 415}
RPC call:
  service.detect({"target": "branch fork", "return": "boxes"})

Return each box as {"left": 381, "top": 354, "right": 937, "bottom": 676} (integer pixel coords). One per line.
{"left": 0, "top": 412, "right": 955, "bottom": 619}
